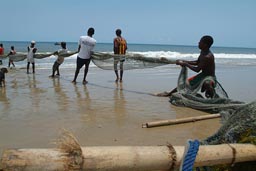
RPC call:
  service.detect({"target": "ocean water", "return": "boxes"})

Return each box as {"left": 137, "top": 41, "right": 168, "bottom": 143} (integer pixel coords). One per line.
{"left": 1, "top": 41, "right": 256, "bottom": 69}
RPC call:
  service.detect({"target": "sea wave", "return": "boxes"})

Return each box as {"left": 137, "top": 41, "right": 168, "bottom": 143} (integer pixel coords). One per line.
{"left": 127, "top": 51, "right": 256, "bottom": 60}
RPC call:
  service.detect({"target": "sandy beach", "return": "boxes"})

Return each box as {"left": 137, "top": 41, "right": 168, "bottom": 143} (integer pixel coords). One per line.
{"left": 0, "top": 64, "right": 256, "bottom": 156}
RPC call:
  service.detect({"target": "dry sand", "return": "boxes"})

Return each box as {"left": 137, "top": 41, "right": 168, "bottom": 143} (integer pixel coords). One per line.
{"left": 0, "top": 64, "right": 255, "bottom": 156}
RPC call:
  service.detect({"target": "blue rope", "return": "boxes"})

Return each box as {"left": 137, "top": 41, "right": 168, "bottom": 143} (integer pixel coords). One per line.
{"left": 180, "top": 139, "right": 200, "bottom": 171}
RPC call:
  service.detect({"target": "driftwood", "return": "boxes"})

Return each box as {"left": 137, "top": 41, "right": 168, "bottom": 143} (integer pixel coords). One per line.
{"left": 142, "top": 114, "right": 221, "bottom": 128}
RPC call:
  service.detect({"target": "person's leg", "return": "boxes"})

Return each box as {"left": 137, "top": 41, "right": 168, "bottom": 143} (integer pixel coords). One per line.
{"left": 12, "top": 62, "right": 15, "bottom": 67}
{"left": 32, "top": 63, "right": 35, "bottom": 73}
{"left": 50, "top": 62, "right": 57, "bottom": 77}
{"left": 203, "top": 81, "right": 215, "bottom": 98}
{"left": 114, "top": 60, "right": 119, "bottom": 82}
{"left": 56, "top": 65, "right": 60, "bottom": 76}
{"left": 27, "top": 62, "right": 30, "bottom": 74}
{"left": 83, "top": 59, "right": 91, "bottom": 84}
{"left": 120, "top": 61, "right": 124, "bottom": 82}
{"left": 72, "top": 57, "right": 83, "bottom": 83}
{"left": 167, "top": 87, "right": 177, "bottom": 96}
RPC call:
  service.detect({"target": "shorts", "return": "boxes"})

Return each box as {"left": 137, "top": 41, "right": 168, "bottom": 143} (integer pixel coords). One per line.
{"left": 76, "top": 56, "right": 91, "bottom": 69}
{"left": 114, "top": 56, "right": 125, "bottom": 70}
{"left": 27, "top": 57, "right": 35, "bottom": 63}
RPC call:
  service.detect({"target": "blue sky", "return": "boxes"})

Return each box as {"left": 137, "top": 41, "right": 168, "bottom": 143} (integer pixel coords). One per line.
{"left": 1, "top": 0, "right": 255, "bottom": 48}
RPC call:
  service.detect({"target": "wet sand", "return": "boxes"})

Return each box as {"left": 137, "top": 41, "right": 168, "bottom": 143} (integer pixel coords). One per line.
{"left": 0, "top": 64, "right": 256, "bottom": 155}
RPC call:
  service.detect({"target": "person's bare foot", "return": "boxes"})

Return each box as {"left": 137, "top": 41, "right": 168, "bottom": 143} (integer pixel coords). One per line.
{"left": 72, "top": 80, "right": 76, "bottom": 84}
{"left": 115, "top": 77, "right": 119, "bottom": 82}
{"left": 82, "top": 80, "right": 88, "bottom": 85}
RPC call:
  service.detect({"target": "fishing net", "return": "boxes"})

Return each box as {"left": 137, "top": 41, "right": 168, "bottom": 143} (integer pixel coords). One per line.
{"left": 199, "top": 101, "right": 256, "bottom": 171}
{"left": 91, "top": 52, "right": 176, "bottom": 70}
{"left": 0, "top": 51, "right": 77, "bottom": 62}
{"left": 169, "top": 67, "right": 245, "bottom": 113}
{"left": 202, "top": 101, "right": 256, "bottom": 145}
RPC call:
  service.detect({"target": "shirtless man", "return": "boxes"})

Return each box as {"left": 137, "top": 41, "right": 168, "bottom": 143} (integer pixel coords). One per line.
{"left": 168, "top": 35, "right": 215, "bottom": 98}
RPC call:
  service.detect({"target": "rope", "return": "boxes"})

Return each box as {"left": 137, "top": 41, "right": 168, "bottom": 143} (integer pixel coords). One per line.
{"left": 180, "top": 139, "right": 200, "bottom": 171}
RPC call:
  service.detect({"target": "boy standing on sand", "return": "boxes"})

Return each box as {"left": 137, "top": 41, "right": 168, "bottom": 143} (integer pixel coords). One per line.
{"left": 72, "top": 27, "right": 96, "bottom": 84}
{"left": 27, "top": 41, "right": 37, "bottom": 74}
{"left": 49, "top": 42, "right": 67, "bottom": 78}
{"left": 113, "top": 29, "right": 127, "bottom": 82}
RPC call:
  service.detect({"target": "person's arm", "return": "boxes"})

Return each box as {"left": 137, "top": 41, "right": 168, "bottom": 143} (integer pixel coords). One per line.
{"left": 2, "top": 74, "right": 5, "bottom": 87}
{"left": 184, "top": 55, "right": 211, "bottom": 73}
{"left": 113, "top": 38, "right": 119, "bottom": 54}
{"left": 3, "top": 79, "right": 5, "bottom": 87}
{"left": 7, "top": 51, "right": 11, "bottom": 57}
{"left": 33, "top": 48, "right": 37, "bottom": 53}
{"left": 186, "top": 60, "right": 198, "bottom": 65}
{"left": 183, "top": 62, "right": 202, "bottom": 73}
{"left": 176, "top": 58, "right": 202, "bottom": 73}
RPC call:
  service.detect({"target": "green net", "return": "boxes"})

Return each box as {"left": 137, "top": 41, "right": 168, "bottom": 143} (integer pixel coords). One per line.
{"left": 0, "top": 51, "right": 77, "bottom": 62}
{"left": 200, "top": 101, "right": 256, "bottom": 171}
{"left": 169, "top": 67, "right": 245, "bottom": 113}
{"left": 91, "top": 52, "right": 176, "bottom": 70}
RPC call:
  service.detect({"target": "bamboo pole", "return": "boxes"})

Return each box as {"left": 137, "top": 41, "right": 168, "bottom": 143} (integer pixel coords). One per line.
{"left": 142, "top": 114, "right": 221, "bottom": 128}
{"left": 1, "top": 144, "right": 256, "bottom": 171}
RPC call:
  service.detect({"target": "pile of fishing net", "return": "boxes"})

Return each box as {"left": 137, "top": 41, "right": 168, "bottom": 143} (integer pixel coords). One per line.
{"left": 169, "top": 67, "right": 256, "bottom": 170}
{"left": 199, "top": 101, "right": 256, "bottom": 171}
{"left": 91, "top": 52, "right": 176, "bottom": 70}
{"left": 169, "top": 67, "right": 245, "bottom": 113}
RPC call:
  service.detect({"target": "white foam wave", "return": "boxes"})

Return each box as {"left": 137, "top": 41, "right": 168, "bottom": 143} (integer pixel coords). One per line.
{"left": 128, "top": 51, "right": 256, "bottom": 60}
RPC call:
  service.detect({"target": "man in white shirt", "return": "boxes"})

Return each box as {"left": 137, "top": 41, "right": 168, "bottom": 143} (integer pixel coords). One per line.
{"left": 72, "top": 28, "right": 96, "bottom": 84}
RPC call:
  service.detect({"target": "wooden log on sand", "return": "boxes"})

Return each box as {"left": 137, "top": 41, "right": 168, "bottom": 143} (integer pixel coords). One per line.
{"left": 142, "top": 114, "right": 221, "bottom": 128}
{"left": 1, "top": 144, "right": 256, "bottom": 171}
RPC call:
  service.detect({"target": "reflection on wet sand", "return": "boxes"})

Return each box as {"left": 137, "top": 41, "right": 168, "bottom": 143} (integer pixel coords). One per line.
{"left": 73, "top": 84, "right": 95, "bottom": 122}
{"left": 114, "top": 82, "right": 127, "bottom": 125}
{"left": 0, "top": 88, "right": 9, "bottom": 113}
{"left": 27, "top": 74, "right": 41, "bottom": 109}
{"left": 52, "top": 78, "right": 69, "bottom": 111}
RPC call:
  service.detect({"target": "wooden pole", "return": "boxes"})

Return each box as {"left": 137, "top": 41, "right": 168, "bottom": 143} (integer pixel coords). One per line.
{"left": 142, "top": 114, "right": 221, "bottom": 128}
{"left": 1, "top": 144, "right": 256, "bottom": 171}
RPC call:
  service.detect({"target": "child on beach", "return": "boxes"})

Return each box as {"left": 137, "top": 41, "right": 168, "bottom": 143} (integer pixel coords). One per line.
{"left": 7, "top": 46, "right": 16, "bottom": 68}
{"left": 0, "top": 67, "right": 8, "bottom": 87}
{"left": 0, "top": 43, "right": 4, "bottom": 65}
{"left": 49, "top": 42, "right": 67, "bottom": 78}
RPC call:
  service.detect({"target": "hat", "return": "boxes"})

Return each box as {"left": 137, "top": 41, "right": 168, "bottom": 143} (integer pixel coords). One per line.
{"left": 31, "top": 40, "right": 36, "bottom": 44}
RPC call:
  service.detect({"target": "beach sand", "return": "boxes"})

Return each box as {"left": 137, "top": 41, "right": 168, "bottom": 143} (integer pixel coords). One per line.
{"left": 0, "top": 64, "right": 256, "bottom": 156}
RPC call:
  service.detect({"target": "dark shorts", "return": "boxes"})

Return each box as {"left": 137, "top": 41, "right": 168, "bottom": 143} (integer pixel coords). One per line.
{"left": 77, "top": 56, "right": 91, "bottom": 69}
